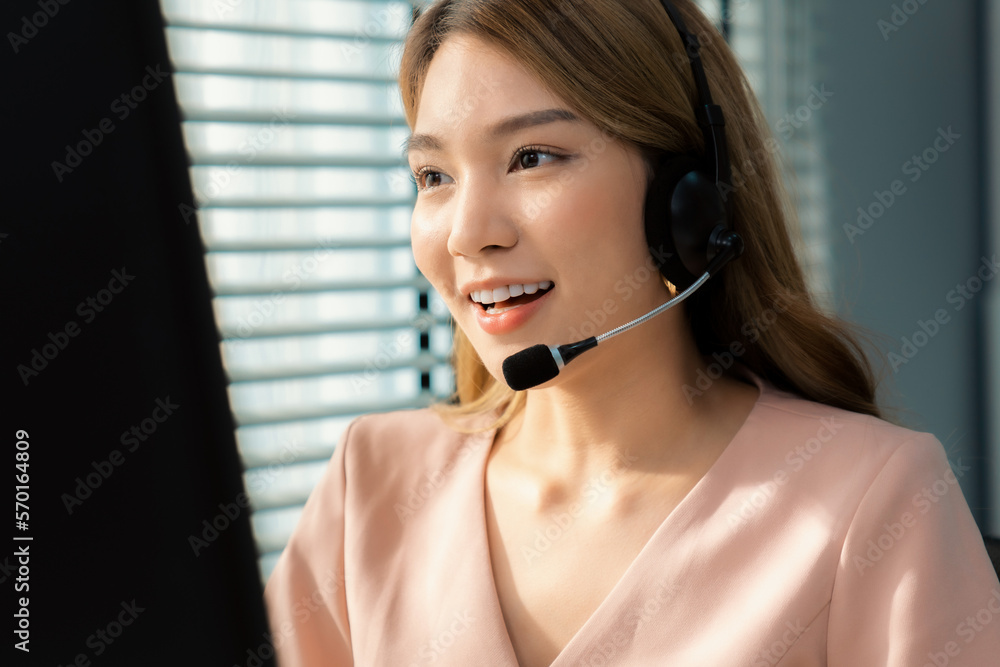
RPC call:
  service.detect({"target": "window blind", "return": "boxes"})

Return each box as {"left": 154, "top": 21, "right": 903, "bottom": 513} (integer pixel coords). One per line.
{"left": 160, "top": 0, "right": 453, "bottom": 580}
{"left": 160, "top": 0, "right": 831, "bottom": 582}
{"left": 698, "top": 0, "right": 834, "bottom": 300}
{"left": 723, "top": 0, "right": 835, "bottom": 304}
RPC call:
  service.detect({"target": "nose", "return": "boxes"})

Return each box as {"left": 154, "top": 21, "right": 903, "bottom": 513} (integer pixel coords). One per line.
{"left": 446, "top": 179, "right": 518, "bottom": 258}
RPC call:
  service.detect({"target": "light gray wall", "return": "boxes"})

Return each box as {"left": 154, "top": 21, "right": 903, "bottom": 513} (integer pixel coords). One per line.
{"left": 817, "top": 0, "right": 993, "bottom": 526}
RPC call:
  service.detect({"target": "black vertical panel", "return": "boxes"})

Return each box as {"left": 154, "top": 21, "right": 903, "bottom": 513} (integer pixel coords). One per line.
{"left": 3, "top": 1, "right": 272, "bottom": 664}
{"left": 972, "top": 0, "right": 992, "bottom": 532}
{"left": 418, "top": 290, "right": 432, "bottom": 391}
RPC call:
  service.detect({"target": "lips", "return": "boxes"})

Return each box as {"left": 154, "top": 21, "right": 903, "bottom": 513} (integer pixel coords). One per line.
{"left": 464, "top": 279, "right": 555, "bottom": 335}
{"left": 470, "top": 281, "right": 553, "bottom": 313}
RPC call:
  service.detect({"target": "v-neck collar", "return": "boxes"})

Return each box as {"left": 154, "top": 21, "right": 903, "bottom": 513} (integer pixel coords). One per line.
{"left": 469, "top": 373, "right": 768, "bottom": 665}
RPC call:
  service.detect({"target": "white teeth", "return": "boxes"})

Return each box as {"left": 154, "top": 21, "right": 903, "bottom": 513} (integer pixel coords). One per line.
{"left": 469, "top": 282, "right": 553, "bottom": 306}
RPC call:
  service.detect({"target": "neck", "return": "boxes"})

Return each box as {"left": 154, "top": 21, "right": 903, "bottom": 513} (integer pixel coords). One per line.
{"left": 494, "top": 309, "right": 748, "bottom": 485}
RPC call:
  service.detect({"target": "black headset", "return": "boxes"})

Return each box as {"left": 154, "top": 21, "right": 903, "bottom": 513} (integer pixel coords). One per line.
{"left": 643, "top": 0, "right": 744, "bottom": 290}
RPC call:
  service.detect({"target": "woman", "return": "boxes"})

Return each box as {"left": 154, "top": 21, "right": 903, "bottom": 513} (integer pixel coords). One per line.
{"left": 264, "top": 1, "right": 1000, "bottom": 664}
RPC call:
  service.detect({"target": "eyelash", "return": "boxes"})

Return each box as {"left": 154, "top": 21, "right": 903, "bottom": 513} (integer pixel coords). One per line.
{"left": 410, "top": 145, "right": 566, "bottom": 191}
{"left": 511, "top": 144, "right": 564, "bottom": 170}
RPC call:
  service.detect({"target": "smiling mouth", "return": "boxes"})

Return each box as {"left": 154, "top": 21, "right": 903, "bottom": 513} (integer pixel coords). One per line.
{"left": 470, "top": 281, "right": 554, "bottom": 314}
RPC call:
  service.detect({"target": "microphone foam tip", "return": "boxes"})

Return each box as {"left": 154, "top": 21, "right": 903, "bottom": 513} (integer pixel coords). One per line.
{"left": 502, "top": 344, "right": 560, "bottom": 391}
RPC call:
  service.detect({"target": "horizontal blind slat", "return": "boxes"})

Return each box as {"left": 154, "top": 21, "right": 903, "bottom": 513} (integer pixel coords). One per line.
{"left": 171, "top": 64, "right": 399, "bottom": 84}
{"left": 196, "top": 197, "right": 415, "bottom": 210}
{"left": 235, "top": 396, "right": 437, "bottom": 428}
{"left": 211, "top": 275, "right": 428, "bottom": 296}
{"left": 188, "top": 154, "right": 407, "bottom": 168}
{"left": 205, "top": 237, "right": 411, "bottom": 252}
{"left": 226, "top": 352, "right": 450, "bottom": 383}
{"left": 166, "top": 20, "right": 404, "bottom": 43}
{"left": 218, "top": 315, "right": 448, "bottom": 340}
{"left": 180, "top": 110, "right": 406, "bottom": 126}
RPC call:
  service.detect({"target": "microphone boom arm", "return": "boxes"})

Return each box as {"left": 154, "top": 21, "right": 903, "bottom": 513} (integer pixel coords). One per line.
{"left": 501, "top": 230, "right": 743, "bottom": 391}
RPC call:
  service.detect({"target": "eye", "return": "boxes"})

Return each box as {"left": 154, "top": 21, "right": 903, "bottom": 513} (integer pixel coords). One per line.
{"left": 413, "top": 168, "right": 453, "bottom": 191}
{"left": 511, "top": 147, "right": 562, "bottom": 171}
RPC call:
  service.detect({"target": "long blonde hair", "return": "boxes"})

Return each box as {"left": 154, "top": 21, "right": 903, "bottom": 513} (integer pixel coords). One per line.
{"left": 400, "top": 0, "right": 881, "bottom": 426}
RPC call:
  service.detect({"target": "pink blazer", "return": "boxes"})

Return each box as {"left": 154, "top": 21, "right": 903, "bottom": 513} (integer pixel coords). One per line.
{"left": 264, "top": 376, "right": 1000, "bottom": 665}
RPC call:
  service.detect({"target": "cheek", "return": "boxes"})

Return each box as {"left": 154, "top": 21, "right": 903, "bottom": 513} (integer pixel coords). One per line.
{"left": 410, "top": 210, "right": 454, "bottom": 297}
{"left": 533, "top": 167, "right": 649, "bottom": 276}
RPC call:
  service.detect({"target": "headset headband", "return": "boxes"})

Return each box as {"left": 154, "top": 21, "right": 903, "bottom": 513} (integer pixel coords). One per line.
{"left": 656, "top": 0, "right": 732, "bottom": 189}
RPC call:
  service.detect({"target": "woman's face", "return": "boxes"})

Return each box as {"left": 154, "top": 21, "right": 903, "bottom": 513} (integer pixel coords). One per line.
{"left": 408, "top": 34, "right": 672, "bottom": 383}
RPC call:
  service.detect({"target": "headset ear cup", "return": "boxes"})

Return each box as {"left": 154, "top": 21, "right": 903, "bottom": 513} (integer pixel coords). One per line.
{"left": 643, "top": 156, "right": 703, "bottom": 290}
{"left": 670, "top": 168, "right": 728, "bottom": 276}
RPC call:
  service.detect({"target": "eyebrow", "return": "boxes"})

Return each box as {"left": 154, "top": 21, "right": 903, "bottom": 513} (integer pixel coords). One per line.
{"left": 404, "top": 108, "right": 580, "bottom": 156}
